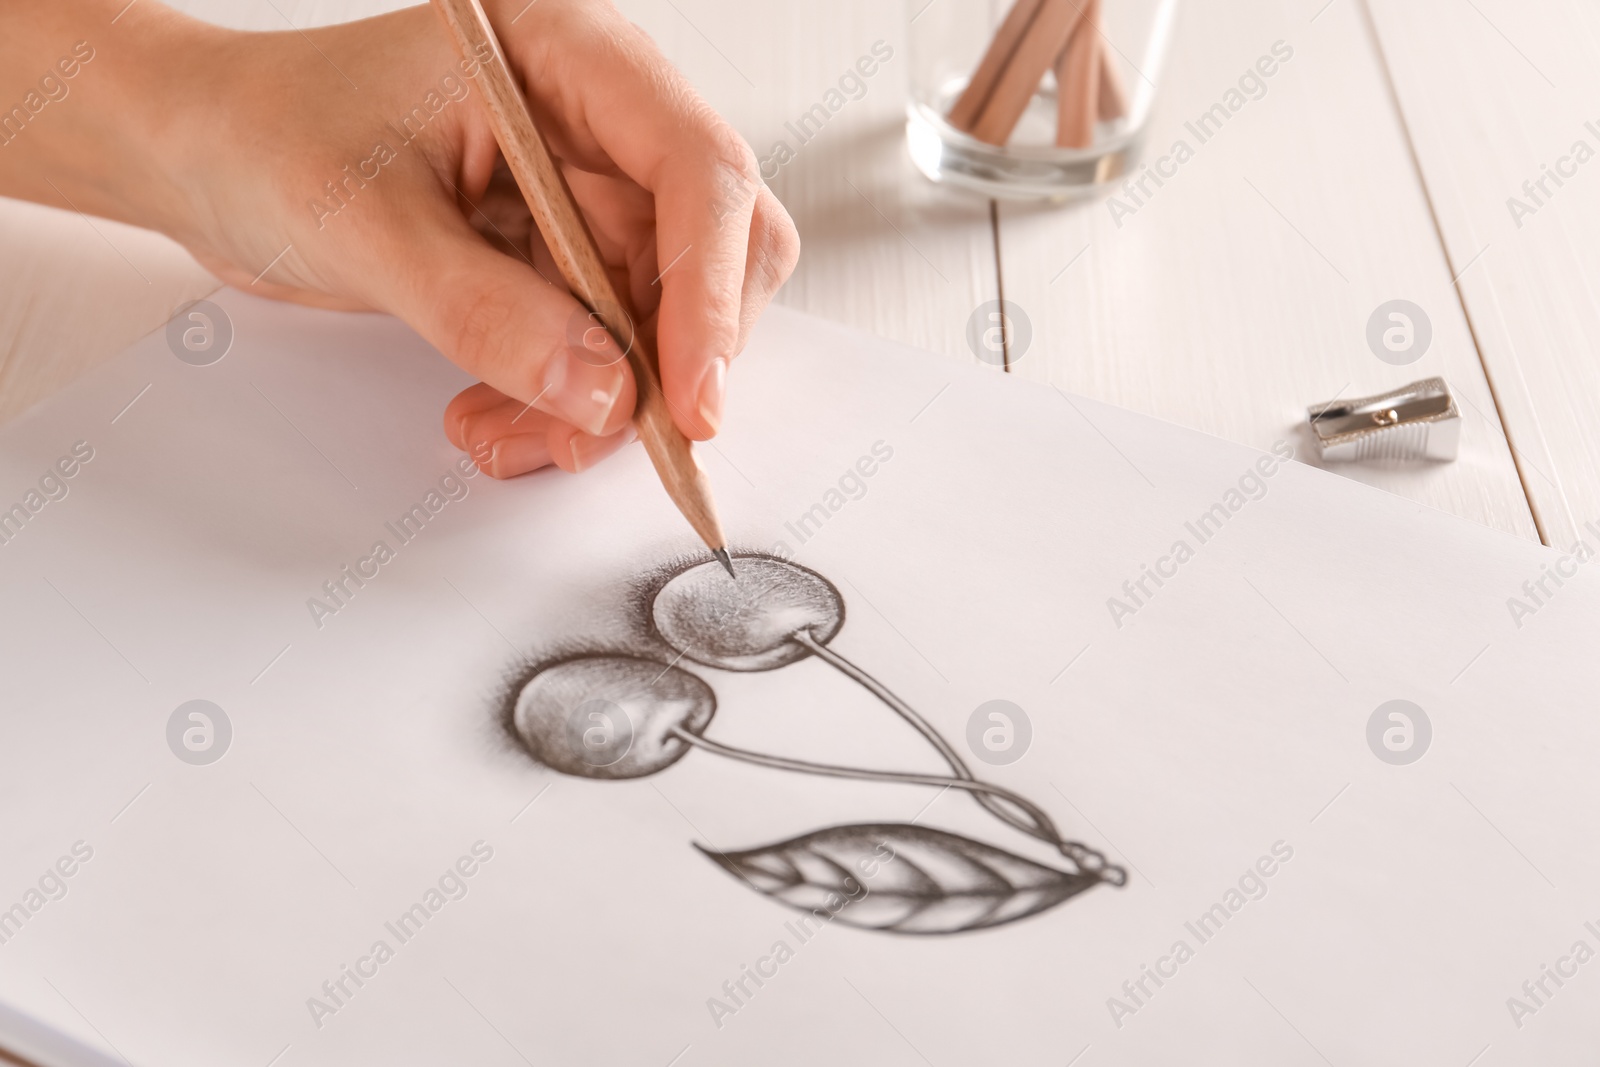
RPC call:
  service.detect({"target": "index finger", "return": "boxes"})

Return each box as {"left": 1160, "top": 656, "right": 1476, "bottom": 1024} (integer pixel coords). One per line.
{"left": 504, "top": 0, "right": 769, "bottom": 440}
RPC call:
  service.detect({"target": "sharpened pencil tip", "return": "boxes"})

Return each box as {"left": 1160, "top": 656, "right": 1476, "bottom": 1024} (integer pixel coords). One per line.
{"left": 712, "top": 548, "right": 735, "bottom": 579}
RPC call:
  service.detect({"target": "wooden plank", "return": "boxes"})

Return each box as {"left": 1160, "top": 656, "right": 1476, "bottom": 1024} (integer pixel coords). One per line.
{"left": 1366, "top": 0, "right": 1600, "bottom": 549}
{"left": 994, "top": 0, "right": 1539, "bottom": 540}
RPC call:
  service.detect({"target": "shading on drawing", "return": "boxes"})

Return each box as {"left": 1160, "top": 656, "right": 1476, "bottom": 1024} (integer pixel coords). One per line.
{"left": 503, "top": 553, "right": 1124, "bottom": 934}
{"left": 699, "top": 824, "right": 1110, "bottom": 934}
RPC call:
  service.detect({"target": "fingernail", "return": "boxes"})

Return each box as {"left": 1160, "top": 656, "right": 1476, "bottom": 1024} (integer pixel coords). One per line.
{"left": 486, "top": 434, "right": 553, "bottom": 478}
{"left": 540, "top": 349, "right": 626, "bottom": 437}
{"left": 568, "top": 428, "right": 635, "bottom": 473}
{"left": 696, "top": 357, "right": 728, "bottom": 436}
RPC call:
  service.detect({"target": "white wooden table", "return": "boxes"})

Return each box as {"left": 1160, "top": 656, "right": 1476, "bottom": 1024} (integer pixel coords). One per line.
{"left": 4, "top": 0, "right": 1595, "bottom": 550}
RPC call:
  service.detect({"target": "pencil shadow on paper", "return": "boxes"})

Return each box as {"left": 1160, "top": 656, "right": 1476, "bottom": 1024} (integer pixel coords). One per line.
{"left": 495, "top": 552, "right": 1125, "bottom": 934}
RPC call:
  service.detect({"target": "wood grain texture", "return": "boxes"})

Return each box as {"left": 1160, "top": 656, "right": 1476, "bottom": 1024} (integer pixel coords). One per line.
{"left": 995, "top": 0, "right": 1538, "bottom": 540}
{"left": 1365, "top": 0, "right": 1600, "bottom": 549}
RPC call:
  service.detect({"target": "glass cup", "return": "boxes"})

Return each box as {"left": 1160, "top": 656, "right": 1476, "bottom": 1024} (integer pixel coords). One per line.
{"left": 906, "top": 0, "right": 1178, "bottom": 200}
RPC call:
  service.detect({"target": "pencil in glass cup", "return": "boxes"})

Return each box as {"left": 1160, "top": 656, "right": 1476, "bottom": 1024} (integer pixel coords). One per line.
{"left": 946, "top": 0, "right": 1126, "bottom": 148}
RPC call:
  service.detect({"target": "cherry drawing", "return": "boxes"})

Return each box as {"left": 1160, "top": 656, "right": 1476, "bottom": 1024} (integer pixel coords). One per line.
{"left": 512, "top": 654, "right": 714, "bottom": 779}
{"left": 650, "top": 553, "right": 844, "bottom": 670}
{"left": 504, "top": 553, "right": 1125, "bottom": 933}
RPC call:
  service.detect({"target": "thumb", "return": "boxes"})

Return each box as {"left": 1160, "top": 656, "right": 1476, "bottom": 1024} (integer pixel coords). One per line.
{"left": 381, "top": 211, "right": 637, "bottom": 439}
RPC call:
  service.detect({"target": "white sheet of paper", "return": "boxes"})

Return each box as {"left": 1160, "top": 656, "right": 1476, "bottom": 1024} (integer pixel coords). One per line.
{"left": 1, "top": 293, "right": 1596, "bottom": 1066}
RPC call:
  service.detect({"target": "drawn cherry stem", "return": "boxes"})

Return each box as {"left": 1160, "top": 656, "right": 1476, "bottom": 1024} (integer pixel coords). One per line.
{"left": 787, "top": 629, "right": 1096, "bottom": 864}
{"left": 642, "top": 556, "right": 1111, "bottom": 875}
{"left": 664, "top": 726, "right": 1112, "bottom": 874}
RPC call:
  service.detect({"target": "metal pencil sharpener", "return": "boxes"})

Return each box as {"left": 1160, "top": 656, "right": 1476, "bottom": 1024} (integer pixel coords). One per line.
{"left": 1307, "top": 378, "right": 1461, "bottom": 463}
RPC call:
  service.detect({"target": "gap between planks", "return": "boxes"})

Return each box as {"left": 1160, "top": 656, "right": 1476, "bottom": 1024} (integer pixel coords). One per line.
{"left": 1356, "top": 0, "right": 1549, "bottom": 545}
{"left": 989, "top": 198, "right": 1014, "bottom": 372}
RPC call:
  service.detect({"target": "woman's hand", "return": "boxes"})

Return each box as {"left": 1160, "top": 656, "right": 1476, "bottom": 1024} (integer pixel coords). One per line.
{"left": 1, "top": 0, "right": 798, "bottom": 476}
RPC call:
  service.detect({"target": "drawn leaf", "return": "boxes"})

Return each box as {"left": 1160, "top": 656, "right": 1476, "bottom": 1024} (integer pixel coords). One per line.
{"left": 696, "top": 823, "right": 1110, "bottom": 934}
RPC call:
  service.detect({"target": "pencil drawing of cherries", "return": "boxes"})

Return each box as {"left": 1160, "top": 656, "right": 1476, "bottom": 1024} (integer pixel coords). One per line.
{"left": 512, "top": 554, "right": 842, "bottom": 779}
{"left": 512, "top": 555, "right": 1119, "bottom": 876}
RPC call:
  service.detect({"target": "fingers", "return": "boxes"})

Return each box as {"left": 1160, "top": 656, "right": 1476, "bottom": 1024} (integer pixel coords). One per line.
{"left": 442, "top": 383, "right": 637, "bottom": 478}
{"left": 547, "top": 423, "right": 637, "bottom": 474}
{"left": 648, "top": 133, "right": 759, "bottom": 440}
{"left": 444, "top": 382, "right": 514, "bottom": 438}
{"left": 503, "top": 5, "right": 800, "bottom": 441}
{"left": 734, "top": 185, "right": 802, "bottom": 354}
{"left": 483, "top": 433, "right": 555, "bottom": 478}
{"left": 444, "top": 386, "right": 548, "bottom": 478}
{"left": 653, "top": 177, "right": 801, "bottom": 442}
{"left": 445, "top": 383, "right": 549, "bottom": 451}
{"left": 391, "top": 207, "right": 637, "bottom": 439}
{"left": 657, "top": 183, "right": 798, "bottom": 439}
